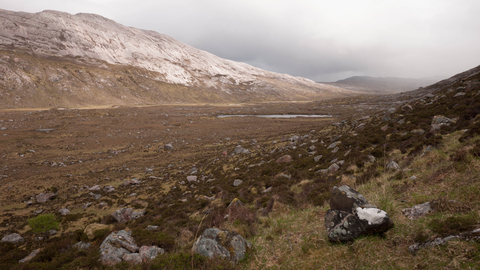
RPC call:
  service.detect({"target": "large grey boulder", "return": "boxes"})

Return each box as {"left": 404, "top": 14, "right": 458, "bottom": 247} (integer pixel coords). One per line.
{"left": 1, "top": 233, "right": 25, "bottom": 244}
{"left": 192, "top": 228, "right": 251, "bottom": 263}
{"left": 111, "top": 208, "right": 145, "bottom": 223}
{"left": 325, "top": 185, "right": 394, "bottom": 242}
{"left": 100, "top": 230, "right": 138, "bottom": 265}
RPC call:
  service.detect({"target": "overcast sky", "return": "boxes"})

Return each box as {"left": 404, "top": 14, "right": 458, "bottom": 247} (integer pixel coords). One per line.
{"left": 1, "top": 0, "right": 480, "bottom": 81}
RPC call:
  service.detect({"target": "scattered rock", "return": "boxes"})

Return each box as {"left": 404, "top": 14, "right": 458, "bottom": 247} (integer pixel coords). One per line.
{"left": 325, "top": 185, "right": 394, "bottom": 242}
{"left": 82, "top": 202, "right": 92, "bottom": 209}
{"left": 73, "top": 241, "right": 92, "bottom": 250}
{"left": 19, "top": 248, "right": 42, "bottom": 263}
{"left": 103, "top": 186, "right": 115, "bottom": 192}
{"left": 26, "top": 200, "right": 33, "bottom": 206}
{"left": 58, "top": 208, "right": 70, "bottom": 215}
{"left": 192, "top": 228, "right": 251, "bottom": 263}
{"left": 233, "top": 179, "right": 243, "bottom": 187}
{"left": 234, "top": 145, "right": 250, "bottom": 154}
{"left": 1, "top": 233, "right": 25, "bottom": 244}
{"left": 411, "top": 129, "right": 425, "bottom": 135}
{"left": 314, "top": 155, "right": 323, "bottom": 162}
{"left": 262, "top": 187, "right": 272, "bottom": 193}
{"left": 100, "top": 229, "right": 139, "bottom": 266}
{"left": 431, "top": 115, "right": 456, "bottom": 130}
{"left": 164, "top": 144, "right": 174, "bottom": 150}
{"left": 228, "top": 198, "right": 244, "bottom": 208}
{"left": 454, "top": 92, "right": 466, "bottom": 97}
{"left": 36, "top": 192, "right": 56, "bottom": 203}
{"left": 386, "top": 161, "right": 401, "bottom": 171}
{"left": 146, "top": 225, "right": 159, "bottom": 231}
{"left": 139, "top": 245, "right": 165, "bottom": 260}
{"left": 276, "top": 155, "right": 292, "bottom": 163}
{"left": 89, "top": 185, "right": 101, "bottom": 191}
{"left": 328, "top": 163, "right": 340, "bottom": 173}
{"left": 308, "top": 145, "right": 316, "bottom": 152}
{"left": 111, "top": 208, "right": 145, "bottom": 223}
{"left": 186, "top": 175, "right": 197, "bottom": 183}
{"left": 327, "top": 141, "right": 341, "bottom": 149}
{"left": 401, "top": 202, "right": 432, "bottom": 220}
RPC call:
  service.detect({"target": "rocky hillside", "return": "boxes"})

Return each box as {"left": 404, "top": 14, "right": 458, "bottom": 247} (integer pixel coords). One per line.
{"left": 324, "top": 76, "right": 439, "bottom": 94}
{"left": 1, "top": 61, "right": 480, "bottom": 268}
{"left": 0, "top": 9, "right": 351, "bottom": 108}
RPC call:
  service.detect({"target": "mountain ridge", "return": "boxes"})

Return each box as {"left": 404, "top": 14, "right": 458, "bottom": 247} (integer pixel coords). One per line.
{"left": 0, "top": 9, "right": 353, "bottom": 108}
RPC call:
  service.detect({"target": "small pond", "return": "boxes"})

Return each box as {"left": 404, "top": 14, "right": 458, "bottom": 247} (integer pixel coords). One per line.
{"left": 217, "top": 114, "right": 333, "bottom": 119}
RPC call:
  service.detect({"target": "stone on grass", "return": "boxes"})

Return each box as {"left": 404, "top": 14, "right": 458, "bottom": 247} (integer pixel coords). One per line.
{"left": 164, "top": 144, "right": 174, "bottom": 150}
{"left": 401, "top": 202, "right": 432, "bottom": 220}
{"left": 73, "top": 241, "right": 92, "bottom": 250}
{"left": 1, "top": 233, "right": 25, "bottom": 244}
{"left": 314, "top": 155, "right": 323, "bottom": 162}
{"left": 228, "top": 198, "right": 244, "bottom": 208}
{"left": 186, "top": 176, "right": 197, "bottom": 183}
{"left": 431, "top": 115, "right": 456, "bottom": 130}
{"left": 139, "top": 245, "right": 164, "bottom": 259}
{"left": 146, "top": 225, "right": 159, "bottom": 231}
{"left": 234, "top": 145, "right": 250, "bottom": 154}
{"left": 325, "top": 185, "right": 394, "bottom": 242}
{"left": 386, "top": 161, "right": 401, "bottom": 171}
{"left": 58, "top": 208, "right": 70, "bottom": 215}
{"left": 19, "top": 248, "right": 42, "bottom": 263}
{"left": 36, "top": 192, "right": 56, "bottom": 203}
{"left": 192, "top": 228, "right": 251, "bottom": 263}
{"left": 233, "top": 179, "right": 243, "bottom": 187}
{"left": 276, "top": 155, "right": 292, "bottom": 163}
{"left": 328, "top": 163, "right": 340, "bottom": 173}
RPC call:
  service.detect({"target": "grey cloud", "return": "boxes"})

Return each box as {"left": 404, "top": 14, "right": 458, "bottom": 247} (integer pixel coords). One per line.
{"left": 1, "top": 0, "right": 480, "bottom": 81}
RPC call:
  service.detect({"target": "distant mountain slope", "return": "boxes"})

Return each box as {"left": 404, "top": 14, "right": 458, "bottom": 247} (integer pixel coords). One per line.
{"left": 0, "top": 9, "right": 353, "bottom": 108}
{"left": 323, "top": 76, "right": 439, "bottom": 94}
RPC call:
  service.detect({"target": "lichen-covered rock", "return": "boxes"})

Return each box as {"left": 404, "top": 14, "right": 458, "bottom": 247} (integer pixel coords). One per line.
{"left": 122, "top": 253, "right": 142, "bottom": 264}
{"left": 325, "top": 185, "right": 394, "bottom": 242}
{"left": 192, "top": 228, "right": 251, "bottom": 263}
{"left": 19, "top": 248, "right": 42, "bottom": 263}
{"left": 1, "top": 233, "right": 25, "bottom": 244}
{"left": 100, "top": 229, "right": 138, "bottom": 266}
{"left": 111, "top": 208, "right": 145, "bottom": 223}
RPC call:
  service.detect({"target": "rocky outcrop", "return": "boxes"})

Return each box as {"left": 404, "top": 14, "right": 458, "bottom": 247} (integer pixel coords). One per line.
{"left": 192, "top": 228, "right": 251, "bottom": 263}
{"left": 325, "top": 185, "right": 394, "bottom": 242}
{"left": 100, "top": 229, "right": 164, "bottom": 266}
{"left": 1, "top": 233, "right": 25, "bottom": 244}
{"left": 111, "top": 208, "right": 145, "bottom": 224}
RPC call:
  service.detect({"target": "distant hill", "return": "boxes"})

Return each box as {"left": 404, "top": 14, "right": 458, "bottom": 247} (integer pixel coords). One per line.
{"left": 322, "top": 76, "right": 440, "bottom": 94}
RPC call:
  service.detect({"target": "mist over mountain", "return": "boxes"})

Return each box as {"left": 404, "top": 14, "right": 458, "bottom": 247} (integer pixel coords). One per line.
{"left": 322, "top": 76, "right": 441, "bottom": 94}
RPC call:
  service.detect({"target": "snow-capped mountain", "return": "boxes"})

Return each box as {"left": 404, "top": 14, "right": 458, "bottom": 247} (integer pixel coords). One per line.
{"left": 0, "top": 9, "right": 351, "bottom": 108}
